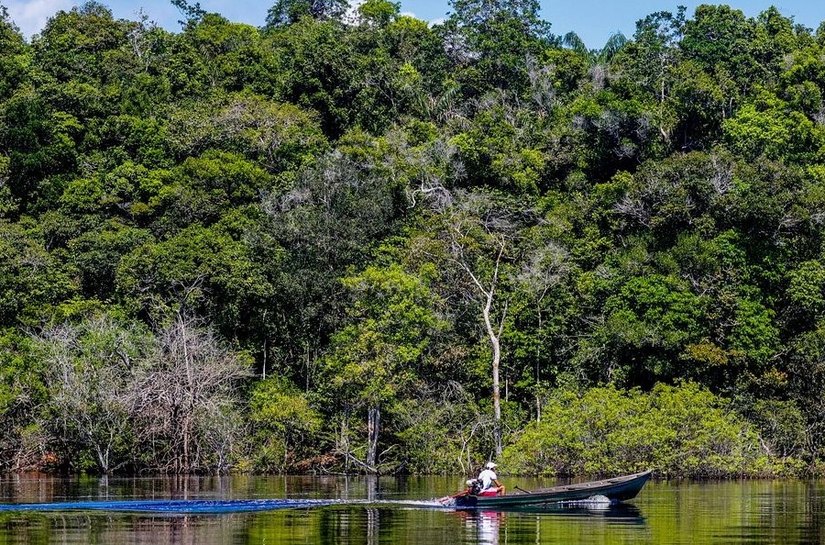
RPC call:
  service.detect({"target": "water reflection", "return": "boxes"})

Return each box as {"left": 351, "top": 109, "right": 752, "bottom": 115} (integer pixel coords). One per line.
{"left": 2, "top": 476, "right": 825, "bottom": 544}
{"left": 454, "top": 503, "right": 646, "bottom": 545}
{"left": 459, "top": 510, "right": 504, "bottom": 545}
{"left": 365, "top": 507, "right": 379, "bottom": 545}
{"left": 0, "top": 512, "right": 247, "bottom": 545}
{"left": 533, "top": 502, "right": 646, "bottom": 524}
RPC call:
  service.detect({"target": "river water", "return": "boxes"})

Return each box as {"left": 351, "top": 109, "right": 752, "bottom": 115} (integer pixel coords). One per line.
{"left": 0, "top": 474, "right": 822, "bottom": 544}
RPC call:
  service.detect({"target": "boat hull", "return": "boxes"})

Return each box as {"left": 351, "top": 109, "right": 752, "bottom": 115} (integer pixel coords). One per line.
{"left": 452, "top": 470, "right": 652, "bottom": 508}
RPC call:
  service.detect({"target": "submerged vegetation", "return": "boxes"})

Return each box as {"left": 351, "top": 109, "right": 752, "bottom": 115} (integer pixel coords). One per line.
{"left": 1, "top": 0, "right": 825, "bottom": 477}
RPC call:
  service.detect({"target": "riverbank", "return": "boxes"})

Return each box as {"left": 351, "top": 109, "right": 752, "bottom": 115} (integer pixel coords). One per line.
{"left": 2, "top": 381, "right": 809, "bottom": 479}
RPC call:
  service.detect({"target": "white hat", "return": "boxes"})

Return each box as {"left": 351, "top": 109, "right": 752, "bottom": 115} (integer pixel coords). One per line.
{"left": 485, "top": 462, "right": 497, "bottom": 469}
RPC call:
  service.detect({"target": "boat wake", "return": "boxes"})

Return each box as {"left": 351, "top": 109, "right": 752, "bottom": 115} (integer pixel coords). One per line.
{"left": 382, "top": 499, "right": 450, "bottom": 508}
{"left": 558, "top": 495, "right": 614, "bottom": 508}
{"left": 0, "top": 498, "right": 452, "bottom": 514}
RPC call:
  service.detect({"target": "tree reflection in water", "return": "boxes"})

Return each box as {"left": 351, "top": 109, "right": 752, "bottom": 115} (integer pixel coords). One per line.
{"left": 5, "top": 477, "right": 825, "bottom": 545}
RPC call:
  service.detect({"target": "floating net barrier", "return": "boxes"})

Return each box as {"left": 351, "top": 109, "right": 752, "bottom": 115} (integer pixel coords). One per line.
{"left": 0, "top": 498, "right": 448, "bottom": 515}
{"left": 0, "top": 499, "right": 340, "bottom": 514}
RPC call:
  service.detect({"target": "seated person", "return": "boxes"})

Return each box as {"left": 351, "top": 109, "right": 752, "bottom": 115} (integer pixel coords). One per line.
{"left": 477, "top": 462, "right": 505, "bottom": 496}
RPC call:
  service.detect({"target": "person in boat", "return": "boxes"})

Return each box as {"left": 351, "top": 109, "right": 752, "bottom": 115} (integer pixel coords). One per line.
{"left": 477, "top": 462, "right": 505, "bottom": 496}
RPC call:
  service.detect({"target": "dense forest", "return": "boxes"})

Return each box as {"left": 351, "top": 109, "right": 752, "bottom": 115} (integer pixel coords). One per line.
{"left": 1, "top": 0, "right": 824, "bottom": 477}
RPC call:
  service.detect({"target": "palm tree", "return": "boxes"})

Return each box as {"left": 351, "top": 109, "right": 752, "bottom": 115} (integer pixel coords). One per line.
{"left": 561, "top": 30, "right": 627, "bottom": 64}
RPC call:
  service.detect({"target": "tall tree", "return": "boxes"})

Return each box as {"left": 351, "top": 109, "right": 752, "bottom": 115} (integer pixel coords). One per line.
{"left": 0, "top": 5, "right": 27, "bottom": 102}
{"left": 37, "top": 315, "right": 149, "bottom": 473}
{"left": 265, "top": 0, "right": 348, "bottom": 28}
{"left": 322, "top": 264, "right": 440, "bottom": 471}
{"left": 133, "top": 314, "right": 251, "bottom": 472}
{"left": 446, "top": 0, "right": 553, "bottom": 92}
{"left": 437, "top": 191, "right": 526, "bottom": 456}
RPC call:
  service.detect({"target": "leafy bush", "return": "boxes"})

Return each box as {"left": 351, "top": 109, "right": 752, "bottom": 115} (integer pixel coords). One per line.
{"left": 502, "top": 382, "right": 801, "bottom": 478}
{"left": 249, "top": 377, "right": 323, "bottom": 472}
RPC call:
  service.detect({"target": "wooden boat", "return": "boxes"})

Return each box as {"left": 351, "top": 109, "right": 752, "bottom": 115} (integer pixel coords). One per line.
{"left": 449, "top": 470, "right": 652, "bottom": 508}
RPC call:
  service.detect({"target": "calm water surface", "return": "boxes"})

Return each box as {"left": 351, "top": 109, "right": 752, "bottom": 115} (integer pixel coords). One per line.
{"left": 0, "top": 474, "right": 823, "bottom": 544}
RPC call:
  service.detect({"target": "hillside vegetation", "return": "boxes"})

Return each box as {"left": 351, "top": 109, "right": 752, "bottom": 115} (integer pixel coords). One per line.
{"left": 1, "top": 1, "right": 825, "bottom": 477}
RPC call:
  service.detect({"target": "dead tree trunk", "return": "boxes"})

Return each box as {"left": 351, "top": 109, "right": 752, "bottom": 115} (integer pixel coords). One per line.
{"left": 366, "top": 406, "right": 380, "bottom": 472}
{"left": 458, "top": 240, "right": 508, "bottom": 457}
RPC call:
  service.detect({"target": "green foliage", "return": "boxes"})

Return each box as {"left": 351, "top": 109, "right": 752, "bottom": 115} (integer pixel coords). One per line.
{"left": 744, "top": 399, "right": 806, "bottom": 460}
{"left": 116, "top": 216, "right": 277, "bottom": 335}
{"left": 156, "top": 151, "right": 271, "bottom": 228}
{"left": 0, "top": 91, "right": 80, "bottom": 213}
{"left": 451, "top": 105, "right": 547, "bottom": 193}
{"left": 392, "top": 388, "right": 484, "bottom": 474}
{"left": 788, "top": 260, "right": 825, "bottom": 319}
{"left": 502, "top": 383, "right": 797, "bottom": 477}
{"left": 579, "top": 274, "right": 706, "bottom": 384}
{"left": 723, "top": 90, "right": 825, "bottom": 163}
{"left": 0, "top": 222, "right": 77, "bottom": 327}
{"left": 0, "top": 329, "right": 44, "bottom": 471}
{"left": 266, "top": 0, "right": 348, "bottom": 28}
{"left": 267, "top": 18, "right": 359, "bottom": 135}
{"left": 166, "top": 94, "right": 327, "bottom": 172}
{"left": 447, "top": 0, "right": 553, "bottom": 91}
{"left": 681, "top": 5, "right": 754, "bottom": 80}
{"left": 249, "top": 377, "right": 322, "bottom": 471}
{"left": 0, "top": 8, "right": 28, "bottom": 103}
{"left": 170, "top": 14, "right": 278, "bottom": 95}
{"left": 33, "top": 3, "right": 131, "bottom": 85}
{"left": 1, "top": 1, "right": 825, "bottom": 476}
{"left": 323, "top": 264, "right": 441, "bottom": 409}
{"left": 358, "top": 0, "right": 400, "bottom": 27}
{"left": 788, "top": 324, "right": 825, "bottom": 457}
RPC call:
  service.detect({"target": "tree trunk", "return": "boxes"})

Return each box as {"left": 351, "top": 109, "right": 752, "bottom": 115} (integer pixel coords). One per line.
{"left": 366, "top": 406, "right": 380, "bottom": 471}
{"left": 483, "top": 298, "right": 503, "bottom": 457}
{"left": 341, "top": 415, "right": 351, "bottom": 473}
{"left": 96, "top": 445, "right": 109, "bottom": 475}
{"left": 183, "top": 415, "right": 191, "bottom": 473}
{"left": 452, "top": 224, "right": 508, "bottom": 458}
